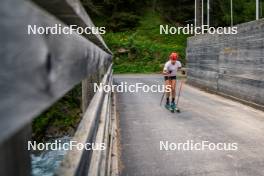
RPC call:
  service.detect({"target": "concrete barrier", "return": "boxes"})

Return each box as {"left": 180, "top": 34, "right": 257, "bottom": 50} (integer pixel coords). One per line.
{"left": 186, "top": 19, "right": 264, "bottom": 109}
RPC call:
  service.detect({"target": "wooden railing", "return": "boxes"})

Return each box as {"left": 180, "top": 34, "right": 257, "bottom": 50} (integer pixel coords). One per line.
{"left": 0, "top": 0, "right": 117, "bottom": 175}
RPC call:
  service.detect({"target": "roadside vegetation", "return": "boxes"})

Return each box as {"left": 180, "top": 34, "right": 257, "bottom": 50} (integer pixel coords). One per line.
{"left": 32, "top": 84, "right": 82, "bottom": 142}
{"left": 103, "top": 10, "right": 188, "bottom": 73}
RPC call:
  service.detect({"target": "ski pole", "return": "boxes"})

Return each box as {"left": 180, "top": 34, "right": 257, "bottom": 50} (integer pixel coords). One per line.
{"left": 160, "top": 72, "right": 170, "bottom": 106}
{"left": 160, "top": 91, "right": 165, "bottom": 106}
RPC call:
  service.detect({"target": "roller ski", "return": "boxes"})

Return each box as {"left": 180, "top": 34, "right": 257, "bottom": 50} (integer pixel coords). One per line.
{"left": 165, "top": 102, "right": 180, "bottom": 113}
{"left": 165, "top": 102, "right": 172, "bottom": 111}
{"left": 170, "top": 102, "right": 180, "bottom": 113}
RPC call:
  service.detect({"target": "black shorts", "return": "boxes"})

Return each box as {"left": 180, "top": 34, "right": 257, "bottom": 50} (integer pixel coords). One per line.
{"left": 164, "top": 76, "right": 176, "bottom": 80}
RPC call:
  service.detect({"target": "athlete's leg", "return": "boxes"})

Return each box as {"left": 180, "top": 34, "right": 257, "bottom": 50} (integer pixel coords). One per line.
{"left": 171, "top": 79, "right": 176, "bottom": 102}
{"left": 169, "top": 78, "right": 176, "bottom": 110}
{"left": 164, "top": 77, "right": 170, "bottom": 97}
{"left": 164, "top": 76, "right": 172, "bottom": 105}
{"left": 165, "top": 79, "right": 171, "bottom": 104}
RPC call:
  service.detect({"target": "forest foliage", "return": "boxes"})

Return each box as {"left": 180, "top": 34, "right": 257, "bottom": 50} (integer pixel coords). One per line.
{"left": 82, "top": 0, "right": 264, "bottom": 29}
{"left": 81, "top": 0, "right": 263, "bottom": 72}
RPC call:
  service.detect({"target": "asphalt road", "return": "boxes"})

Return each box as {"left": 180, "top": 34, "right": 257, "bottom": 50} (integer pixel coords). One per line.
{"left": 114, "top": 74, "right": 264, "bottom": 176}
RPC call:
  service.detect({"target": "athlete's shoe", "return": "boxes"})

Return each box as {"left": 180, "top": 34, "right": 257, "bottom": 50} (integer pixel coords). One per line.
{"left": 171, "top": 102, "right": 176, "bottom": 110}
{"left": 165, "top": 102, "right": 171, "bottom": 109}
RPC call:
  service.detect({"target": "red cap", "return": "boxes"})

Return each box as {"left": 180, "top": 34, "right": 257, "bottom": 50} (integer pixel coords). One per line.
{"left": 170, "top": 52, "right": 179, "bottom": 61}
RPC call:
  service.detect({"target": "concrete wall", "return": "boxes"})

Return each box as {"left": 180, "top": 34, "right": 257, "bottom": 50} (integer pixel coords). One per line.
{"left": 186, "top": 19, "right": 264, "bottom": 109}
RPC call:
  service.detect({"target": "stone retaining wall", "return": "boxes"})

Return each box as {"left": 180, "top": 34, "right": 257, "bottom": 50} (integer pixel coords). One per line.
{"left": 186, "top": 19, "right": 264, "bottom": 108}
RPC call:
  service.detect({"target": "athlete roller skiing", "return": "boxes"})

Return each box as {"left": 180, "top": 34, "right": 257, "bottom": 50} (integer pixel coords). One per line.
{"left": 163, "top": 52, "right": 182, "bottom": 112}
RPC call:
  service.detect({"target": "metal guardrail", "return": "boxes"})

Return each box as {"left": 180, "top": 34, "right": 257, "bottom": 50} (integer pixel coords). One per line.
{"left": 57, "top": 65, "right": 119, "bottom": 176}
{"left": 0, "top": 0, "right": 114, "bottom": 175}
{"left": 0, "top": 0, "right": 112, "bottom": 145}
{"left": 32, "top": 0, "right": 112, "bottom": 54}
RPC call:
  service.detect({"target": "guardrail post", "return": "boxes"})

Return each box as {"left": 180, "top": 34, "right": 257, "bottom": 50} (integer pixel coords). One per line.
{"left": 82, "top": 74, "right": 97, "bottom": 113}
{"left": 0, "top": 124, "right": 31, "bottom": 176}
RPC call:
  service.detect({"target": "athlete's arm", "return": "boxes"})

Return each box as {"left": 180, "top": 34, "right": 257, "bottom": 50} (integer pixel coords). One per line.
{"left": 163, "top": 70, "right": 169, "bottom": 75}
{"left": 163, "top": 62, "right": 169, "bottom": 75}
{"left": 177, "top": 61, "right": 182, "bottom": 70}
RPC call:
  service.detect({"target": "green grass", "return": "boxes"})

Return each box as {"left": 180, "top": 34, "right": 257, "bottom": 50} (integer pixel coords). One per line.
{"left": 103, "top": 10, "right": 189, "bottom": 73}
